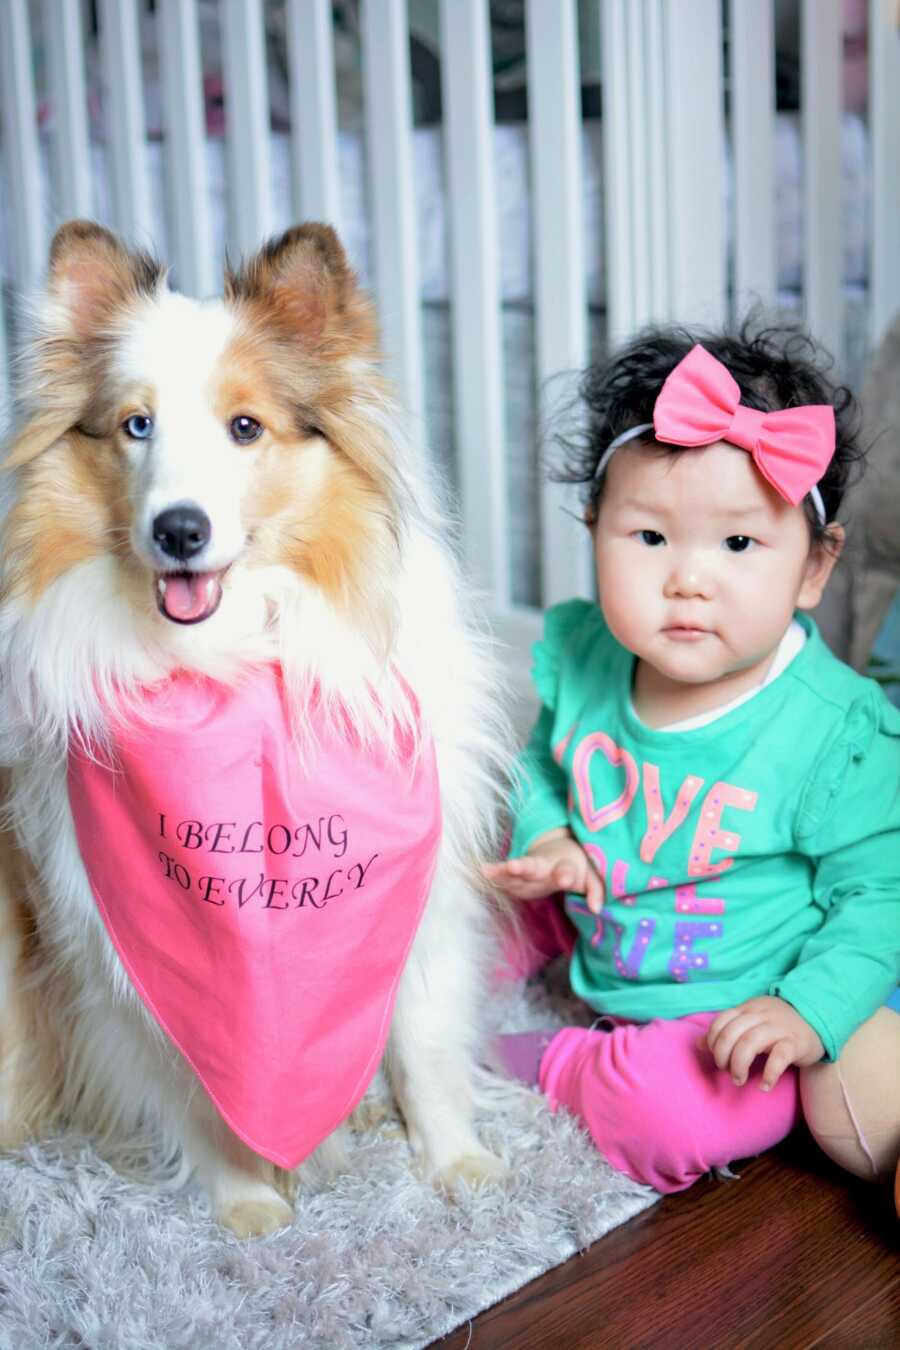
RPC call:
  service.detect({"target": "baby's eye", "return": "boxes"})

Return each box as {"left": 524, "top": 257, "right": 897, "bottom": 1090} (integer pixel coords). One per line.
{"left": 636, "top": 529, "right": 666, "bottom": 547}
{"left": 724, "top": 535, "right": 754, "bottom": 553}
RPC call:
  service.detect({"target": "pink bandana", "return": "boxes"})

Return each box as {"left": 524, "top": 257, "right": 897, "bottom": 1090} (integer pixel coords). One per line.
{"left": 67, "top": 666, "right": 441, "bottom": 1168}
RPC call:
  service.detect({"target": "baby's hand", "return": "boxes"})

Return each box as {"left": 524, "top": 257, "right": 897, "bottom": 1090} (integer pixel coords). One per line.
{"left": 483, "top": 830, "right": 605, "bottom": 912}
{"left": 703, "top": 996, "right": 825, "bottom": 1092}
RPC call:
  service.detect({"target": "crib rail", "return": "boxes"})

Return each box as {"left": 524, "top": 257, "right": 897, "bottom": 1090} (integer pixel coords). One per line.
{"left": 159, "top": 0, "right": 215, "bottom": 299}
{"left": 46, "top": 0, "right": 93, "bottom": 222}
{"left": 441, "top": 0, "right": 511, "bottom": 602}
{"left": 1, "top": 0, "right": 44, "bottom": 292}
{"left": 802, "top": 0, "right": 843, "bottom": 359}
{"left": 730, "top": 0, "right": 777, "bottom": 310}
{"left": 526, "top": 0, "right": 591, "bottom": 606}
{"left": 1, "top": 1, "right": 899, "bottom": 671}
{"left": 101, "top": 0, "right": 153, "bottom": 243}
{"left": 870, "top": 0, "right": 900, "bottom": 345}
{"left": 286, "top": 0, "right": 340, "bottom": 226}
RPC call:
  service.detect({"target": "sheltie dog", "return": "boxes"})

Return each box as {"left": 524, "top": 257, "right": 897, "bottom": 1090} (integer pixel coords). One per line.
{"left": 0, "top": 220, "right": 507, "bottom": 1236}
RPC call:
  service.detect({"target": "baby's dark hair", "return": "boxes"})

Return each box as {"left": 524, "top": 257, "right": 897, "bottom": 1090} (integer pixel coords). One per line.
{"left": 555, "top": 317, "right": 864, "bottom": 542}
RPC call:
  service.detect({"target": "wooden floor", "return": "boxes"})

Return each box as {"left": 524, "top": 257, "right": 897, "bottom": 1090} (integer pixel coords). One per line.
{"left": 437, "top": 1134, "right": 900, "bottom": 1349}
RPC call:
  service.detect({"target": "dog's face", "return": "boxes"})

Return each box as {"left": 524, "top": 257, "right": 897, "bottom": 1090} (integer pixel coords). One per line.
{"left": 2, "top": 221, "right": 404, "bottom": 649}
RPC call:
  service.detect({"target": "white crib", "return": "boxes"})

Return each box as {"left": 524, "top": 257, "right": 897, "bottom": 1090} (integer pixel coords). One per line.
{"left": 1, "top": 1, "right": 899, "bottom": 714}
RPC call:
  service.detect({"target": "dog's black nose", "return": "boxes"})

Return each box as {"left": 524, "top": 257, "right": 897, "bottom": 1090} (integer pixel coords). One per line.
{"left": 152, "top": 506, "right": 211, "bottom": 561}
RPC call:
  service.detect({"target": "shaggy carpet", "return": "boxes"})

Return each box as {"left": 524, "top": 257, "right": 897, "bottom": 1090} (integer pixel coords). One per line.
{"left": 0, "top": 969, "right": 657, "bottom": 1349}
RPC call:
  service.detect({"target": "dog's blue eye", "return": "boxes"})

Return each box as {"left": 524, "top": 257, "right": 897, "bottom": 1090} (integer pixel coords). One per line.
{"left": 124, "top": 414, "right": 154, "bottom": 440}
{"left": 230, "top": 415, "right": 263, "bottom": 445}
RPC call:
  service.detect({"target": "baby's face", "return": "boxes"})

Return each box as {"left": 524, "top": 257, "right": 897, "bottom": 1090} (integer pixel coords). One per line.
{"left": 593, "top": 440, "right": 839, "bottom": 696}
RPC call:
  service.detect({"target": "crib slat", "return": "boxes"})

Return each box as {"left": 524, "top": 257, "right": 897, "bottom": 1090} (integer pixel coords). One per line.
{"left": 644, "top": 0, "right": 672, "bottom": 321}
{"left": 45, "top": 0, "right": 93, "bottom": 221}
{"left": 526, "top": 0, "right": 591, "bottom": 605}
{"left": 625, "top": 2, "right": 652, "bottom": 328}
{"left": 0, "top": 287, "right": 10, "bottom": 412}
{"left": 221, "top": 0, "right": 272, "bottom": 257}
{"left": 285, "top": 0, "right": 341, "bottom": 228}
{"left": 98, "top": 0, "right": 153, "bottom": 245}
{"left": 801, "top": 0, "right": 842, "bottom": 361}
{"left": 729, "top": 0, "right": 776, "bottom": 314}
{"left": 869, "top": 0, "right": 900, "bottom": 347}
{"left": 0, "top": 0, "right": 45, "bottom": 285}
{"left": 664, "top": 0, "right": 725, "bottom": 325}
{"left": 601, "top": 0, "right": 636, "bottom": 344}
{"left": 361, "top": 0, "right": 424, "bottom": 424}
{"left": 440, "top": 0, "right": 509, "bottom": 603}
{"left": 159, "top": 0, "right": 214, "bottom": 298}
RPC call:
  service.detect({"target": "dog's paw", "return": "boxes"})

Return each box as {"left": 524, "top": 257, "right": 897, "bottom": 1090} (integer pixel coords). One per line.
{"left": 217, "top": 1194, "right": 294, "bottom": 1239}
{"left": 348, "top": 1098, "right": 404, "bottom": 1135}
{"left": 0, "top": 1125, "right": 29, "bottom": 1152}
{"left": 434, "top": 1148, "right": 508, "bottom": 1193}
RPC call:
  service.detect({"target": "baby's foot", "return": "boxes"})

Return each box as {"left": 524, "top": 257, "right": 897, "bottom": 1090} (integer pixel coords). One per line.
{"left": 495, "top": 1029, "right": 558, "bottom": 1086}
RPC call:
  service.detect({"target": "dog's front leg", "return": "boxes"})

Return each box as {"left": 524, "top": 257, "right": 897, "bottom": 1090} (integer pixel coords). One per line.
{"left": 385, "top": 861, "right": 505, "bottom": 1188}
{"left": 178, "top": 1091, "right": 294, "bottom": 1238}
{"left": 68, "top": 993, "right": 294, "bottom": 1240}
{"left": 0, "top": 830, "right": 62, "bottom": 1148}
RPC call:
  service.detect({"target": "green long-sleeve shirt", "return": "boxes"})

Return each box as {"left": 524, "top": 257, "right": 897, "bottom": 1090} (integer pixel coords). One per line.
{"left": 510, "top": 600, "right": 900, "bottom": 1060}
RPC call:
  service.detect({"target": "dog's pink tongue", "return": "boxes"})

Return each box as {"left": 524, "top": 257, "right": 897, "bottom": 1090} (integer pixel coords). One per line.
{"left": 162, "top": 572, "right": 221, "bottom": 623}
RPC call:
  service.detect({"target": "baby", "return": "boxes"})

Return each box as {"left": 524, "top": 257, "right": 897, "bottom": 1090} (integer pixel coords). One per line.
{"left": 486, "top": 324, "right": 900, "bottom": 1193}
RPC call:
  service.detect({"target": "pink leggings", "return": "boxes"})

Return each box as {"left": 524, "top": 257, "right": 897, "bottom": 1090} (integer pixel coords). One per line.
{"left": 500, "top": 897, "right": 800, "bottom": 1193}
{"left": 539, "top": 1012, "right": 800, "bottom": 1193}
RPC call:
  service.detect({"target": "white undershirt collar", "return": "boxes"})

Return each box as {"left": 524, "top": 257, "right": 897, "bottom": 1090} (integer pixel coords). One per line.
{"left": 632, "top": 618, "right": 807, "bottom": 733}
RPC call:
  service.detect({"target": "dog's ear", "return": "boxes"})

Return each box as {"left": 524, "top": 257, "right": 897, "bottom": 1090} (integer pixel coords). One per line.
{"left": 2, "top": 415, "right": 74, "bottom": 471}
{"left": 224, "top": 224, "right": 377, "bottom": 353}
{"left": 3, "top": 224, "right": 164, "bottom": 472}
{"left": 45, "top": 220, "right": 165, "bottom": 340}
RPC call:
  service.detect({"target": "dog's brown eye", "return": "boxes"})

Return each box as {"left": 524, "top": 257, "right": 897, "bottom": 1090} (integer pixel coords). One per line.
{"left": 229, "top": 415, "right": 263, "bottom": 445}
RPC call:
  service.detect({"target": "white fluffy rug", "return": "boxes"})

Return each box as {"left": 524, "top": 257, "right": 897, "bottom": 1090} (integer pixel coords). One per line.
{"left": 0, "top": 971, "right": 657, "bottom": 1349}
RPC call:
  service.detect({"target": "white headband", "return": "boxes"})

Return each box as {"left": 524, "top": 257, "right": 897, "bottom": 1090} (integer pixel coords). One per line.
{"left": 594, "top": 424, "right": 827, "bottom": 528}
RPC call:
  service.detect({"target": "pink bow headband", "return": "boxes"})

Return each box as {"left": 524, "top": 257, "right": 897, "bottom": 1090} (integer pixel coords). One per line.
{"left": 594, "top": 344, "right": 835, "bottom": 526}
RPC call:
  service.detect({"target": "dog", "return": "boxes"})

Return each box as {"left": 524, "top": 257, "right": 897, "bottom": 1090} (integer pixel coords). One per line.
{"left": 0, "top": 220, "right": 507, "bottom": 1237}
